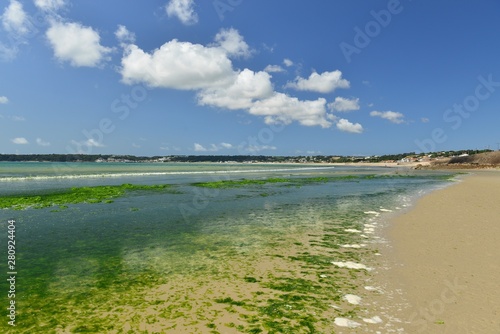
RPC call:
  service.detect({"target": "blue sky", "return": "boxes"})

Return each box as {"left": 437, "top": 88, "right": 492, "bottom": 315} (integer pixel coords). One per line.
{"left": 1, "top": 0, "right": 500, "bottom": 156}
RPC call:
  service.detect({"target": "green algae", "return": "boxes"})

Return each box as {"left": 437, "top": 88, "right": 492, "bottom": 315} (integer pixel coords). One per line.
{"left": 0, "top": 183, "right": 176, "bottom": 210}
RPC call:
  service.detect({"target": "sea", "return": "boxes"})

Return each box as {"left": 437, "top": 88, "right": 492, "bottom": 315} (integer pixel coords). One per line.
{"left": 0, "top": 162, "right": 455, "bottom": 333}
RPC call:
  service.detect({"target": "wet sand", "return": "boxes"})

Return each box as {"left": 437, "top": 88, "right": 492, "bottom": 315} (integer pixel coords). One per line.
{"left": 384, "top": 171, "right": 500, "bottom": 333}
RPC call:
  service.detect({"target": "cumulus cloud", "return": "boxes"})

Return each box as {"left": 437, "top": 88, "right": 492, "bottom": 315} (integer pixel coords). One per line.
{"left": 119, "top": 29, "right": 356, "bottom": 129}
{"left": 46, "top": 21, "right": 112, "bottom": 67}
{"left": 0, "top": 96, "right": 8, "bottom": 104}
{"left": 328, "top": 97, "right": 360, "bottom": 112}
{"left": 120, "top": 40, "right": 234, "bottom": 90}
{"left": 336, "top": 118, "right": 363, "bottom": 134}
{"left": 264, "top": 65, "right": 284, "bottom": 73}
{"left": 165, "top": 0, "right": 198, "bottom": 25}
{"left": 249, "top": 93, "right": 333, "bottom": 128}
{"left": 11, "top": 137, "right": 28, "bottom": 144}
{"left": 213, "top": 28, "right": 250, "bottom": 58}
{"left": 421, "top": 117, "right": 430, "bottom": 123}
{"left": 34, "top": 0, "right": 66, "bottom": 12}
{"left": 2, "top": 0, "right": 30, "bottom": 36}
{"left": 370, "top": 110, "right": 405, "bottom": 124}
{"left": 194, "top": 142, "right": 233, "bottom": 152}
{"left": 198, "top": 69, "right": 273, "bottom": 110}
{"left": 286, "top": 70, "right": 350, "bottom": 94}
{"left": 115, "top": 25, "right": 135, "bottom": 44}
{"left": 36, "top": 138, "right": 50, "bottom": 146}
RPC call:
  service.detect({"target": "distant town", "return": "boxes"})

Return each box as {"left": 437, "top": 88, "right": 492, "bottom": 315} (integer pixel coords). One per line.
{"left": 0, "top": 149, "right": 494, "bottom": 165}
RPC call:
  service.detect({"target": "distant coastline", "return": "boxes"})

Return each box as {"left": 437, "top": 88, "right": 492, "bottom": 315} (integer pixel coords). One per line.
{"left": 0, "top": 149, "right": 496, "bottom": 167}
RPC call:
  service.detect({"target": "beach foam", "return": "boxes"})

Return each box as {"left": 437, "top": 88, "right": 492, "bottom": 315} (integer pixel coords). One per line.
{"left": 340, "top": 244, "right": 366, "bottom": 249}
{"left": 344, "top": 294, "right": 361, "bottom": 305}
{"left": 363, "top": 316, "right": 383, "bottom": 324}
{"left": 334, "top": 317, "right": 361, "bottom": 328}
{"left": 344, "top": 228, "right": 361, "bottom": 233}
{"left": 331, "top": 261, "right": 371, "bottom": 270}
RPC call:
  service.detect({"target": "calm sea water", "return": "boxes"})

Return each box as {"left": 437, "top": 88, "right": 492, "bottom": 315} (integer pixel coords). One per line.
{"left": 0, "top": 162, "right": 454, "bottom": 333}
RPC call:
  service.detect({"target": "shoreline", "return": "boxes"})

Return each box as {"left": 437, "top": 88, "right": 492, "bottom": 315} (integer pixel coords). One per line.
{"left": 380, "top": 171, "right": 500, "bottom": 333}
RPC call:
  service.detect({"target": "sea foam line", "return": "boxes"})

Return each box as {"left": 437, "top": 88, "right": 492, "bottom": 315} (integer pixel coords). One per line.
{"left": 0, "top": 166, "right": 335, "bottom": 182}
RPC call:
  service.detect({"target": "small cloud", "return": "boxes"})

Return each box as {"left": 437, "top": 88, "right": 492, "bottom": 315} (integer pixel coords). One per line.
{"left": 264, "top": 64, "right": 285, "bottom": 73}
{"left": 283, "top": 58, "right": 293, "bottom": 67}
{"left": 11, "top": 115, "right": 25, "bottom": 121}
{"left": 11, "top": 137, "right": 28, "bottom": 144}
{"left": 36, "top": 138, "right": 50, "bottom": 146}
{"left": 286, "top": 70, "right": 350, "bottom": 94}
{"left": 194, "top": 142, "right": 233, "bottom": 152}
{"left": 86, "top": 139, "right": 104, "bottom": 147}
{"left": 421, "top": 117, "right": 430, "bottom": 123}
{"left": 240, "top": 145, "right": 277, "bottom": 153}
{"left": 115, "top": 25, "right": 136, "bottom": 45}
{"left": 2, "top": 0, "right": 30, "bottom": 36}
{"left": 336, "top": 118, "right": 363, "bottom": 134}
{"left": 328, "top": 97, "right": 360, "bottom": 112}
{"left": 370, "top": 110, "right": 405, "bottom": 124}
{"left": 0, "top": 43, "right": 18, "bottom": 61}
{"left": 34, "top": 0, "right": 66, "bottom": 12}
{"left": 194, "top": 143, "right": 207, "bottom": 152}
{"left": 0, "top": 96, "right": 8, "bottom": 104}
{"left": 71, "top": 138, "right": 104, "bottom": 148}
{"left": 165, "top": 0, "right": 198, "bottom": 25}
{"left": 132, "top": 143, "right": 141, "bottom": 148}
{"left": 213, "top": 28, "right": 251, "bottom": 58}
{"left": 362, "top": 80, "right": 371, "bottom": 87}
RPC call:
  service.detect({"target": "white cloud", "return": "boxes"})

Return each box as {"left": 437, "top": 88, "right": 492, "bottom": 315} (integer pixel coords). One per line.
{"left": 198, "top": 69, "right": 273, "bottom": 110}
{"left": 11, "top": 115, "right": 24, "bottom": 121}
{"left": 34, "top": 0, "right": 66, "bottom": 12}
{"left": 283, "top": 58, "right": 293, "bottom": 67}
{"left": 120, "top": 39, "right": 234, "bottom": 90}
{"left": 120, "top": 30, "right": 346, "bottom": 129}
{"left": 370, "top": 110, "right": 405, "bottom": 124}
{"left": 115, "top": 25, "right": 135, "bottom": 44}
{"left": 194, "top": 143, "right": 207, "bottom": 152}
{"left": 421, "top": 117, "right": 430, "bottom": 123}
{"left": 328, "top": 97, "right": 360, "bottom": 112}
{"left": 0, "top": 96, "right": 8, "bottom": 104}
{"left": 11, "top": 137, "right": 28, "bottom": 144}
{"left": 194, "top": 142, "right": 233, "bottom": 152}
{"left": 336, "top": 118, "right": 363, "bottom": 134}
{"left": 36, "top": 138, "right": 50, "bottom": 146}
{"left": 71, "top": 139, "right": 104, "bottom": 148}
{"left": 46, "top": 21, "right": 112, "bottom": 67}
{"left": 241, "top": 145, "right": 277, "bottom": 153}
{"left": 264, "top": 65, "right": 284, "bottom": 73}
{"left": 249, "top": 93, "right": 332, "bottom": 128}
{"left": 286, "top": 70, "right": 350, "bottom": 94}
{"left": 213, "top": 28, "right": 250, "bottom": 58}
{"left": 2, "top": 0, "right": 30, "bottom": 36}
{"left": 166, "top": 0, "right": 198, "bottom": 25}
{"left": 0, "top": 43, "right": 18, "bottom": 61}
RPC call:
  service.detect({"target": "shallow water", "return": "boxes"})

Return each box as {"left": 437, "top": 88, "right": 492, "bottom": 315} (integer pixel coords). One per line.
{"left": 0, "top": 163, "right": 454, "bottom": 333}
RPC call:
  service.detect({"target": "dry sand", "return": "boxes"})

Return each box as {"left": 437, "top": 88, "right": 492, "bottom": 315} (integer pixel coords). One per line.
{"left": 382, "top": 171, "right": 500, "bottom": 333}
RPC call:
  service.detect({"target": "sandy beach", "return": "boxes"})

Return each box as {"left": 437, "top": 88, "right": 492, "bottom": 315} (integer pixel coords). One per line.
{"left": 383, "top": 171, "right": 500, "bottom": 333}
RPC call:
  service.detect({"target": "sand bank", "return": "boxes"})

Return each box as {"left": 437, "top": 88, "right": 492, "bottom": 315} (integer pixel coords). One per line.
{"left": 384, "top": 171, "right": 500, "bottom": 333}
